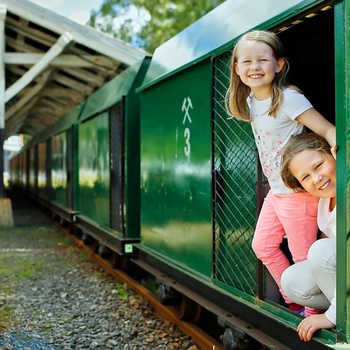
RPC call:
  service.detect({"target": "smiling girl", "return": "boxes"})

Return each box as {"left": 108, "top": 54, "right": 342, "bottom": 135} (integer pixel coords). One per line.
{"left": 281, "top": 132, "right": 336, "bottom": 341}
{"left": 226, "top": 30, "right": 336, "bottom": 314}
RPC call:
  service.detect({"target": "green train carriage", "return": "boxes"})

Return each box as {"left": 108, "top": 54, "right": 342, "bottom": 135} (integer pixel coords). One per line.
{"left": 7, "top": 0, "right": 350, "bottom": 348}
{"left": 9, "top": 58, "right": 150, "bottom": 260}
{"left": 136, "top": 0, "right": 349, "bottom": 348}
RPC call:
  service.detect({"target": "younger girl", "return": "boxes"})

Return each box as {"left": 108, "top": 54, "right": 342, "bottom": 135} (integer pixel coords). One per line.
{"left": 280, "top": 132, "right": 336, "bottom": 342}
{"left": 226, "top": 30, "right": 336, "bottom": 312}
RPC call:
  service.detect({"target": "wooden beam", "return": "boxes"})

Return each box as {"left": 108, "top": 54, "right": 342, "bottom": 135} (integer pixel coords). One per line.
{"left": 5, "top": 68, "right": 53, "bottom": 120}
{"left": 1, "top": 0, "right": 148, "bottom": 66}
{"left": 4, "top": 53, "right": 118, "bottom": 69}
{"left": 0, "top": 5, "right": 6, "bottom": 129}
{"left": 5, "top": 31, "right": 74, "bottom": 103}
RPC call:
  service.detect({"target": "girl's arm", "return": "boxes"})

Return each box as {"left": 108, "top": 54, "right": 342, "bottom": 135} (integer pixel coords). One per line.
{"left": 296, "top": 108, "right": 336, "bottom": 148}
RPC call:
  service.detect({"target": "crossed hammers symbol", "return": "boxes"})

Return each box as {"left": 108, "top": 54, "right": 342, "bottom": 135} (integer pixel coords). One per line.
{"left": 182, "top": 97, "right": 193, "bottom": 124}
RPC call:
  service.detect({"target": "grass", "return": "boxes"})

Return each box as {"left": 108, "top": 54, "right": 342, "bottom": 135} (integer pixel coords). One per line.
{"left": 0, "top": 223, "right": 81, "bottom": 330}
{"left": 115, "top": 282, "right": 128, "bottom": 300}
{"left": 0, "top": 255, "right": 45, "bottom": 283}
{"left": 0, "top": 305, "right": 17, "bottom": 329}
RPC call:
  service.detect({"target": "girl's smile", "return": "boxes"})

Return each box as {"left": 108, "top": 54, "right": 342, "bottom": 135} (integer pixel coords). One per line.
{"left": 234, "top": 40, "right": 284, "bottom": 100}
{"left": 288, "top": 149, "right": 336, "bottom": 200}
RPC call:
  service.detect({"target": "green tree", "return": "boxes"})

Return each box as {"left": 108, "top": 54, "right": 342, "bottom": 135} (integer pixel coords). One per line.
{"left": 88, "top": 0, "right": 226, "bottom": 53}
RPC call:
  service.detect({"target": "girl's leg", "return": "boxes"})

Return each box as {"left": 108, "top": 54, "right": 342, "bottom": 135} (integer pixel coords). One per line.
{"left": 281, "top": 261, "right": 331, "bottom": 311}
{"left": 277, "top": 192, "right": 319, "bottom": 264}
{"left": 252, "top": 191, "right": 293, "bottom": 303}
{"left": 308, "top": 238, "right": 336, "bottom": 302}
{"left": 276, "top": 192, "right": 319, "bottom": 312}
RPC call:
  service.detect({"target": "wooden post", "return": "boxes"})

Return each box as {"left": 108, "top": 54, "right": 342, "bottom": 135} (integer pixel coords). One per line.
{"left": 0, "top": 5, "right": 13, "bottom": 227}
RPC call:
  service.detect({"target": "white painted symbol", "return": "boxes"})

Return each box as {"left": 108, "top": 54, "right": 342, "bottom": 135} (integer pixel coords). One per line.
{"left": 182, "top": 97, "right": 193, "bottom": 124}
{"left": 184, "top": 127, "right": 190, "bottom": 157}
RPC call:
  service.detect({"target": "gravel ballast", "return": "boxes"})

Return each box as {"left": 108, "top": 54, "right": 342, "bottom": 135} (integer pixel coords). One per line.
{"left": 0, "top": 195, "right": 198, "bottom": 350}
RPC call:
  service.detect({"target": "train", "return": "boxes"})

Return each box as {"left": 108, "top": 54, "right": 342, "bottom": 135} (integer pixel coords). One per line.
{"left": 8, "top": 0, "right": 350, "bottom": 349}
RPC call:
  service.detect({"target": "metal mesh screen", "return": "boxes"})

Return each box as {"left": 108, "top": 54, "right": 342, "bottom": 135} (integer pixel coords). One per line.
{"left": 212, "top": 51, "right": 260, "bottom": 296}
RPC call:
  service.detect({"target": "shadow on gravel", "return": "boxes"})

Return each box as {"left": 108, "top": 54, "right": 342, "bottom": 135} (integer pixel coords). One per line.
{"left": 0, "top": 332, "right": 58, "bottom": 350}
{"left": 5, "top": 189, "right": 52, "bottom": 227}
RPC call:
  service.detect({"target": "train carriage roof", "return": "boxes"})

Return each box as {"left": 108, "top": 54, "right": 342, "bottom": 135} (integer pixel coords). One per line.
{"left": 141, "top": 0, "right": 328, "bottom": 88}
{"left": 1, "top": 0, "right": 150, "bottom": 140}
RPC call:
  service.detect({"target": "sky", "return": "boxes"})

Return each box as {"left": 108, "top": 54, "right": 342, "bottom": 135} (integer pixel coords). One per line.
{"left": 29, "top": 0, "right": 105, "bottom": 25}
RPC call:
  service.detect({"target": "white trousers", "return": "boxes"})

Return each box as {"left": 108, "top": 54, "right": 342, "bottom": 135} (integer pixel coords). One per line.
{"left": 281, "top": 238, "right": 336, "bottom": 309}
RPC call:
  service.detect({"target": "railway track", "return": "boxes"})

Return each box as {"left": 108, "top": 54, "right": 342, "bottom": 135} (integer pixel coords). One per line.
{"left": 60, "top": 225, "right": 224, "bottom": 350}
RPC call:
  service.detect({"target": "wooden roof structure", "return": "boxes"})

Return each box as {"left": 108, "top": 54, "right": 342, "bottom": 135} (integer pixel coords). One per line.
{"left": 0, "top": 0, "right": 149, "bottom": 140}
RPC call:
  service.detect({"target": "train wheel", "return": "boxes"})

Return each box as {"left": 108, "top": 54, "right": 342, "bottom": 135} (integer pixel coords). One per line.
{"left": 110, "top": 251, "right": 126, "bottom": 270}
{"left": 98, "top": 245, "right": 112, "bottom": 259}
{"left": 90, "top": 238, "right": 100, "bottom": 253}
{"left": 174, "top": 295, "right": 201, "bottom": 321}
{"left": 222, "top": 328, "right": 262, "bottom": 350}
{"left": 157, "top": 284, "right": 181, "bottom": 306}
{"left": 81, "top": 232, "right": 94, "bottom": 245}
{"left": 222, "top": 328, "right": 240, "bottom": 350}
{"left": 67, "top": 223, "right": 77, "bottom": 235}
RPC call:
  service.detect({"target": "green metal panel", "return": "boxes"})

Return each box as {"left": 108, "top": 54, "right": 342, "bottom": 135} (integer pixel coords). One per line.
{"left": 71, "top": 124, "right": 79, "bottom": 211}
{"left": 78, "top": 113, "right": 110, "bottom": 228}
{"left": 140, "top": 61, "right": 212, "bottom": 277}
{"left": 334, "top": 0, "right": 350, "bottom": 344}
{"left": 20, "top": 152, "right": 26, "bottom": 187}
{"left": 142, "top": 0, "right": 326, "bottom": 88}
{"left": 37, "top": 142, "right": 47, "bottom": 198}
{"left": 51, "top": 132, "right": 67, "bottom": 206}
{"left": 28, "top": 148, "right": 35, "bottom": 192}
{"left": 123, "top": 58, "right": 150, "bottom": 238}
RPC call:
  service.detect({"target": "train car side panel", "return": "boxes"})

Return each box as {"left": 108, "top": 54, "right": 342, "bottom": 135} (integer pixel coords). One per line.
{"left": 334, "top": 0, "right": 350, "bottom": 342}
{"left": 51, "top": 132, "right": 67, "bottom": 206}
{"left": 77, "top": 112, "right": 110, "bottom": 228}
{"left": 140, "top": 61, "right": 212, "bottom": 276}
{"left": 37, "top": 142, "right": 47, "bottom": 199}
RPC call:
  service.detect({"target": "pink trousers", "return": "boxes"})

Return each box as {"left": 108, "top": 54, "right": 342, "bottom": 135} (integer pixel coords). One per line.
{"left": 252, "top": 190, "right": 319, "bottom": 304}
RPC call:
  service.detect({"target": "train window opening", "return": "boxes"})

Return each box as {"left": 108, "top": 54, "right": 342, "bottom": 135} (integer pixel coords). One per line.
{"left": 278, "top": 6, "right": 335, "bottom": 125}
{"left": 269, "top": 5, "right": 336, "bottom": 305}
{"left": 212, "top": 4, "right": 335, "bottom": 305}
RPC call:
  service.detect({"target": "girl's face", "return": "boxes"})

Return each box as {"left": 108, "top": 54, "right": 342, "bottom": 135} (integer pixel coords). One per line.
{"left": 234, "top": 40, "right": 284, "bottom": 99}
{"left": 289, "top": 149, "right": 336, "bottom": 199}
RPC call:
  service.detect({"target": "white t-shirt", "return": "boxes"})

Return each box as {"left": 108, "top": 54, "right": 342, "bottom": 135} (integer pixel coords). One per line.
{"left": 318, "top": 198, "right": 336, "bottom": 324}
{"left": 318, "top": 198, "right": 336, "bottom": 238}
{"left": 248, "top": 88, "right": 313, "bottom": 194}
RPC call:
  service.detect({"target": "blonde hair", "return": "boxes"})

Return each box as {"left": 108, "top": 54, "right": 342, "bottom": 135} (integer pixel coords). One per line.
{"left": 281, "top": 133, "right": 332, "bottom": 191}
{"left": 226, "top": 30, "right": 299, "bottom": 122}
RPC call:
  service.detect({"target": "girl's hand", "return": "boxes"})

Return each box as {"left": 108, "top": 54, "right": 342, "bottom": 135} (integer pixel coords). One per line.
{"left": 296, "top": 314, "right": 335, "bottom": 342}
{"left": 331, "top": 145, "right": 337, "bottom": 159}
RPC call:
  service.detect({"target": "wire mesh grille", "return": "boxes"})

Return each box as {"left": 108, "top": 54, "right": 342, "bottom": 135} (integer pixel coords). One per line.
{"left": 212, "top": 51, "right": 259, "bottom": 296}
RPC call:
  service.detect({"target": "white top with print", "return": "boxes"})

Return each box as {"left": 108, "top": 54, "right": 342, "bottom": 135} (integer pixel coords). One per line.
{"left": 248, "top": 88, "right": 313, "bottom": 194}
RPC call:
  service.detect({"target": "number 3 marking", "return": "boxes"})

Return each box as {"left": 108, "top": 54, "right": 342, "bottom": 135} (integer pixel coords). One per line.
{"left": 184, "top": 127, "right": 190, "bottom": 157}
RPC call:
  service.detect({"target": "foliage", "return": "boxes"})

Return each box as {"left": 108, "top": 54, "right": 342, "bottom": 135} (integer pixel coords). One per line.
{"left": 0, "top": 304, "right": 16, "bottom": 329}
{"left": 115, "top": 282, "right": 128, "bottom": 300}
{"left": 87, "top": 0, "right": 226, "bottom": 53}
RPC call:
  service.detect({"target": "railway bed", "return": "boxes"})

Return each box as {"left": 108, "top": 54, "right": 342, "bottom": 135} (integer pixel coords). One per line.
{"left": 0, "top": 190, "right": 214, "bottom": 350}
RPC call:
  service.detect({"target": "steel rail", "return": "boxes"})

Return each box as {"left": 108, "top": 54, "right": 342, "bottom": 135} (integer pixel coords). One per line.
{"left": 63, "top": 228, "right": 223, "bottom": 350}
